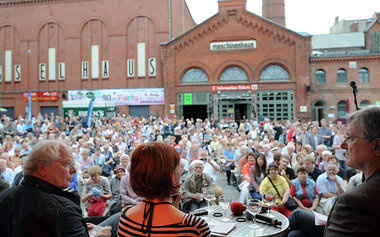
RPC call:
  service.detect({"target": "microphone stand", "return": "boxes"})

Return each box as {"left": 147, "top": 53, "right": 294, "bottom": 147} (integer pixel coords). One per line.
{"left": 352, "top": 86, "right": 359, "bottom": 111}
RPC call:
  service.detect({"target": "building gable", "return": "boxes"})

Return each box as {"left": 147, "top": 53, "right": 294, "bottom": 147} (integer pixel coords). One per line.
{"left": 167, "top": 9, "right": 307, "bottom": 54}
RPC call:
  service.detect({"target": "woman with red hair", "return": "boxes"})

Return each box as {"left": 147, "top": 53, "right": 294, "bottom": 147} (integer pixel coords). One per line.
{"left": 117, "top": 142, "right": 210, "bottom": 237}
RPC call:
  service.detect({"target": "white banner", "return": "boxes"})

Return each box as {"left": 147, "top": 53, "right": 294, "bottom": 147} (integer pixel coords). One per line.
{"left": 68, "top": 88, "right": 164, "bottom": 106}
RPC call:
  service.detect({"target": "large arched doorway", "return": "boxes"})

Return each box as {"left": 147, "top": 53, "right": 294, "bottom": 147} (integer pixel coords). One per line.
{"left": 312, "top": 100, "right": 326, "bottom": 122}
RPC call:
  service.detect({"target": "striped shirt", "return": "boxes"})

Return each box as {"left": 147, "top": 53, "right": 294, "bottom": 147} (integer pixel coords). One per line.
{"left": 118, "top": 211, "right": 211, "bottom": 237}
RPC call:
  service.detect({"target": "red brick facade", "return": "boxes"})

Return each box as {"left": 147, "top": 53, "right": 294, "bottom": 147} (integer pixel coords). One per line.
{"left": 0, "top": 0, "right": 194, "bottom": 117}
{"left": 310, "top": 19, "right": 380, "bottom": 122}
{"left": 161, "top": 0, "right": 311, "bottom": 121}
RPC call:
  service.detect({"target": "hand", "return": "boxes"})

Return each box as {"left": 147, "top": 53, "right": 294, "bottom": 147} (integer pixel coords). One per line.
{"left": 172, "top": 193, "right": 182, "bottom": 208}
{"left": 87, "top": 223, "right": 94, "bottom": 230}
{"left": 328, "top": 174, "right": 338, "bottom": 182}
{"left": 280, "top": 169, "right": 286, "bottom": 177}
{"left": 193, "top": 193, "right": 203, "bottom": 201}
{"left": 95, "top": 226, "right": 112, "bottom": 237}
{"left": 86, "top": 193, "right": 93, "bottom": 200}
{"left": 276, "top": 201, "right": 285, "bottom": 207}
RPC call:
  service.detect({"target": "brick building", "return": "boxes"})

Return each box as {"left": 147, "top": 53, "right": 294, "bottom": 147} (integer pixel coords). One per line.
{"left": 310, "top": 13, "right": 380, "bottom": 122}
{"left": 161, "top": 0, "right": 311, "bottom": 121}
{"left": 0, "top": 0, "right": 194, "bottom": 118}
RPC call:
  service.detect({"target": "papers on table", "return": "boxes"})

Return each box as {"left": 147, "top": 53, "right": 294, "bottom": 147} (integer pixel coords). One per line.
{"left": 210, "top": 222, "right": 237, "bottom": 235}
{"left": 313, "top": 211, "right": 328, "bottom": 226}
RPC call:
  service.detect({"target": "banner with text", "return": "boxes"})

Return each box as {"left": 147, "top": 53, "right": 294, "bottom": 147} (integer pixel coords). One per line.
{"left": 22, "top": 91, "right": 59, "bottom": 102}
{"left": 211, "top": 84, "right": 257, "bottom": 91}
{"left": 68, "top": 88, "right": 164, "bottom": 106}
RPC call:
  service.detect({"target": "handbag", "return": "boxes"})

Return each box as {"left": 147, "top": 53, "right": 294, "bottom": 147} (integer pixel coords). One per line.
{"left": 267, "top": 177, "right": 298, "bottom": 210}
{"left": 87, "top": 197, "right": 107, "bottom": 216}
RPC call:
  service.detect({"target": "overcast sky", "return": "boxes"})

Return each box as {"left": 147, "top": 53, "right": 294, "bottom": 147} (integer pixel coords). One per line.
{"left": 186, "top": 0, "right": 380, "bottom": 35}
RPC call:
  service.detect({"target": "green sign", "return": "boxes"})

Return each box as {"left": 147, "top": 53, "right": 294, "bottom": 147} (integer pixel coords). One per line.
{"left": 85, "top": 91, "right": 95, "bottom": 99}
{"left": 376, "top": 101, "right": 380, "bottom": 106}
{"left": 184, "top": 93, "right": 192, "bottom": 105}
{"left": 63, "top": 107, "right": 115, "bottom": 118}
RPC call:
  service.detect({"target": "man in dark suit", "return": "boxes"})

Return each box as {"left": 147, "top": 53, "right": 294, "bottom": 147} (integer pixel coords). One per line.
{"left": 307, "top": 126, "right": 323, "bottom": 151}
{"left": 324, "top": 107, "right": 380, "bottom": 236}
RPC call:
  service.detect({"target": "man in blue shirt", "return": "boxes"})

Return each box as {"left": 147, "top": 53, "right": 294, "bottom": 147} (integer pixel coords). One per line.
{"left": 318, "top": 119, "right": 332, "bottom": 147}
{"left": 316, "top": 162, "right": 345, "bottom": 214}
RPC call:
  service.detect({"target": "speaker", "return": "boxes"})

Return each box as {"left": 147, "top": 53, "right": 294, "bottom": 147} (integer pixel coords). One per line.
{"left": 62, "top": 93, "right": 66, "bottom": 99}
{"left": 306, "top": 86, "right": 311, "bottom": 91}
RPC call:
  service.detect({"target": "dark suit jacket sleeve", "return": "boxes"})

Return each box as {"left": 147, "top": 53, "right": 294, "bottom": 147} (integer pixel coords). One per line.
{"left": 324, "top": 192, "right": 372, "bottom": 236}
{"left": 55, "top": 207, "right": 90, "bottom": 237}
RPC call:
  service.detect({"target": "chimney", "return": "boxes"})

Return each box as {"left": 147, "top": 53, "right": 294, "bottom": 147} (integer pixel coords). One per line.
{"left": 350, "top": 22, "right": 359, "bottom": 32}
{"left": 218, "top": 0, "right": 247, "bottom": 14}
{"left": 262, "top": 0, "right": 285, "bottom": 26}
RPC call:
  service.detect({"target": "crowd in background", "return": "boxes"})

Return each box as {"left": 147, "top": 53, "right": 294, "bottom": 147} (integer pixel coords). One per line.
{"left": 0, "top": 112, "right": 360, "bottom": 218}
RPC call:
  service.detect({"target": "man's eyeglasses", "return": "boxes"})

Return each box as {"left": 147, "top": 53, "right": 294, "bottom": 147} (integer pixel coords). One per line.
{"left": 343, "top": 133, "right": 366, "bottom": 143}
{"left": 43, "top": 160, "right": 75, "bottom": 169}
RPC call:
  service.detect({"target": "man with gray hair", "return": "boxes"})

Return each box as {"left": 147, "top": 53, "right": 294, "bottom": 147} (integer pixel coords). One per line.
{"left": 182, "top": 160, "right": 213, "bottom": 211}
{"left": 325, "top": 107, "right": 380, "bottom": 236}
{"left": 0, "top": 139, "right": 111, "bottom": 237}
{"left": 316, "top": 162, "right": 345, "bottom": 214}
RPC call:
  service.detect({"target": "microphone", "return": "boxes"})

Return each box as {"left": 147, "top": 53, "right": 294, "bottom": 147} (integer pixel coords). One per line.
{"left": 255, "top": 214, "right": 282, "bottom": 227}
{"left": 230, "top": 202, "right": 245, "bottom": 216}
{"left": 349, "top": 81, "right": 357, "bottom": 90}
{"left": 349, "top": 81, "right": 359, "bottom": 110}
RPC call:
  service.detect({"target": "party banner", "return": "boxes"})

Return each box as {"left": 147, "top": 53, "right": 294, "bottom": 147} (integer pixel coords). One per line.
{"left": 68, "top": 88, "right": 164, "bottom": 106}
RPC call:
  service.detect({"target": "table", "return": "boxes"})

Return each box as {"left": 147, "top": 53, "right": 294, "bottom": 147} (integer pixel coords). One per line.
{"left": 201, "top": 205, "right": 289, "bottom": 237}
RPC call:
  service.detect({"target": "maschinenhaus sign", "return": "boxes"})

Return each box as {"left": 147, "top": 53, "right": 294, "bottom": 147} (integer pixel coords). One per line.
{"left": 210, "top": 40, "right": 256, "bottom": 51}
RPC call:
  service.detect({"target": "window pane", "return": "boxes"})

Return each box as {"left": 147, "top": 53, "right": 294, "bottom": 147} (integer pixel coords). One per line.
{"left": 337, "top": 69, "right": 347, "bottom": 83}
{"left": 360, "top": 100, "right": 371, "bottom": 107}
{"left": 220, "top": 67, "right": 248, "bottom": 82}
{"left": 260, "top": 65, "right": 290, "bottom": 81}
{"left": 358, "top": 68, "right": 369, "bottom": 83}
{"left": 182, "top": 68, "right": 208, "bottom": 83}
{"left": 315, "top": 69, "right": 326, "bottom": 84}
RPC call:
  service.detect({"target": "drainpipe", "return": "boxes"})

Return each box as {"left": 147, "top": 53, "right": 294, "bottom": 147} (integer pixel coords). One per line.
{"left": 168, "top": 0, "right": 172, "bottom": 40}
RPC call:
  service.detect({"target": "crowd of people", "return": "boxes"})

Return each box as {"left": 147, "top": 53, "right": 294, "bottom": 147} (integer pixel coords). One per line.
{"left": 0, "top": 107, "right": 379, "bottom": 236}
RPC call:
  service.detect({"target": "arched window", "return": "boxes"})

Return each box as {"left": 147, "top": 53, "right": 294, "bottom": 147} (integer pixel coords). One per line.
{"left": 358, "top": 68, "right": 369, "bottom": 83}
{"left": 260, "top": 65, "right": 290, "bottom": 81}
{"left": 337, "top": 100, "right": 347, "bottom": 118}
{"left": 181, "top": 68, "right": 208, "bottom": 83}
{"left": 360, "top": 100, "right": 371, "bottom": 108}
{"left": 315, "top": 69, "right": 326, "bottom": 84}
{"left": 220, "top": 66, "right": 248, "bottom": 82}
{"left": 336, "top": 69, "right": 347, "bottom": 83}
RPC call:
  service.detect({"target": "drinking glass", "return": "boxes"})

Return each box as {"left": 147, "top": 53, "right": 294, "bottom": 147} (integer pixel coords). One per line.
{"left": 263, "top": 191, "right": 276, "bottom": 215}
{"left": 203, "top": 187, "right": 216, "bottom": 212}
{"left": 246, "top": 199, "right": 262, "bottom": 230}
{"left": 218, "top": 195, "right": 231, "bottom": 222}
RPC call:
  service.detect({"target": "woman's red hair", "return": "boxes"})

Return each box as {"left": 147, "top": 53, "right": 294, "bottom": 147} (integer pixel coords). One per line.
{"left": 130, "top": 142, "right": 180, "bottom": 200}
